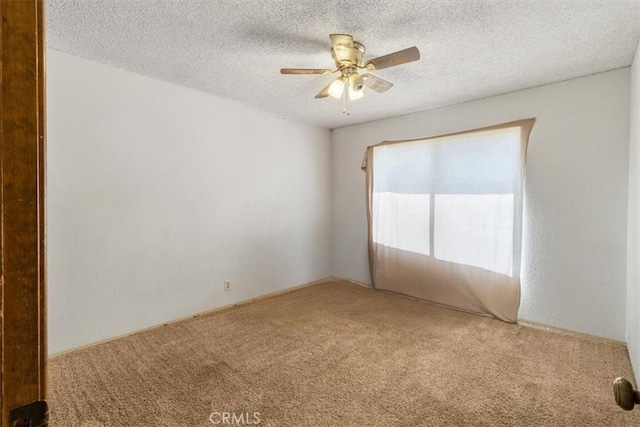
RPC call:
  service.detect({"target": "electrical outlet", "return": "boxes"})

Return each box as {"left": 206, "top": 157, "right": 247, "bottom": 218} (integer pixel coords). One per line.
{"left": 224, "top": 280, "right": 231, "bottom": 292}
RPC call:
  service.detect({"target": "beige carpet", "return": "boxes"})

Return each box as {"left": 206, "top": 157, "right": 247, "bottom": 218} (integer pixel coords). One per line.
{"left": 49, "top": 280, "right": 640, "bottom": 426}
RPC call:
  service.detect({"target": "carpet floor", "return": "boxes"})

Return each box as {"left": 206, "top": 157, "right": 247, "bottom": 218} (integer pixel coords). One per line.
{"left": 49, "top": 280, "right": 640, "bottom": 426}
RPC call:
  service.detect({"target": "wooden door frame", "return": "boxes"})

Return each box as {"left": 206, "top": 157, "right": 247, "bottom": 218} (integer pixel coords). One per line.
{"left": 0, "top": 0, "right": 47, "bottom": 426}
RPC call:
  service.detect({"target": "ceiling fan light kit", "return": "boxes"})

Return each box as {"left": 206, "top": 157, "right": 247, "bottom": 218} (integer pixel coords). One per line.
{"left": 281, "top": 34, "right": 420, "bottom": 115}
{"left": 327, "top": 74, "right": 364, "bottom": 99}
{"left": 348, "top": 74, "right": 365, "bottom": 99}
{"left": 328, "top": 77, "right": 346, "bottom": 99}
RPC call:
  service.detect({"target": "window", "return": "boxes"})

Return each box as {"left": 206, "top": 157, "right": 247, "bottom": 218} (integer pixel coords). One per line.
{"left": 364, "top": 119, "right": 534, "bottom": 322}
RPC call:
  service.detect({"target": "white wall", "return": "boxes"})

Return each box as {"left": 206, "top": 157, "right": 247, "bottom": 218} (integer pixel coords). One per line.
{"left": 628, "top": 42, "right": 640, "bottom": 379}
{"left": 332, "top": 68, "right": 630, "bottom": 341}
{"left": 47, "top": 49, "right": 333, "bottom": 355}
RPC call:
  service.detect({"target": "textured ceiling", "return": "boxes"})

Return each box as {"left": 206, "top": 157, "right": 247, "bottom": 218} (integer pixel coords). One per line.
{"left": 47, "top": 0, "right": 640, "bottom": 129}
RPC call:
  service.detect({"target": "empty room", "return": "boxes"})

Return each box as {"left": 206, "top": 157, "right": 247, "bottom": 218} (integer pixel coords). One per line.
{"left": 3, "top": 0, "right": 640, "bottom": 426}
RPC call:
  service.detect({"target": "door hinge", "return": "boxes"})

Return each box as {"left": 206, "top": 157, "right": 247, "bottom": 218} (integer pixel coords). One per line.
{"left": 9, "top": 400, "right": 48, "bottom": 427}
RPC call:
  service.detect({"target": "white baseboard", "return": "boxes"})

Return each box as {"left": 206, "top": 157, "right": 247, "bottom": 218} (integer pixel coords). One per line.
{"left": 50, "top": 276, "right": 337, "bottom": 358}
{"left": 50, "top": 276, "right": 626, "bottom": 358}
{"left": 518, "top": 319, "right": 626, "bottom": 347}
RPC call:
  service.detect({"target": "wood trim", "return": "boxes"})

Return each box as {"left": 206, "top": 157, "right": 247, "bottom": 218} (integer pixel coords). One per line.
{"left": 0, "top": 0, "right": 47, "bottom": 425}
{"left": 37, "top": 0, "right": 48, "bottom": 403}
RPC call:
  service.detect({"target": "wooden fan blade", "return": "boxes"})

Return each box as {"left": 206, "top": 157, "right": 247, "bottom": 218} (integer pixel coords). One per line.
{"left": 315, "top": 81, "right": 333, "bottom": 98}
{"left": 364, "top": 46, "right": 420, "bottom": 71}
{"left": 281, "top": 68, "right": 333, "bottom": 75}
{"left": 363, "top": 74, "right": 394, "bottom": 93}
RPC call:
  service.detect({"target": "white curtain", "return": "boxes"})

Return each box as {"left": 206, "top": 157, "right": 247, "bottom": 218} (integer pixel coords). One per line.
{"left": 362, "top": 119, "right": 535, "bottom": 322}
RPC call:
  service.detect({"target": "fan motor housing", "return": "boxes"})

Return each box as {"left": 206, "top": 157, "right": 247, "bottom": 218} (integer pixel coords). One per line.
{"left": 331, "top": 40, "right": 366, "bottom": 68}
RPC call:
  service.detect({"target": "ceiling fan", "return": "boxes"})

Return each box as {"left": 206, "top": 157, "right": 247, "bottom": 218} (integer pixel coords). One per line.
{"left": 281, "top": 34, "right": 420, "bottom": 114}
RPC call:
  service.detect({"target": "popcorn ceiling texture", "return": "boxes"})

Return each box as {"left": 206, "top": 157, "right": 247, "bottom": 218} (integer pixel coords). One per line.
{"left": 47, "top": 0, "right": 640, "bottom": 128}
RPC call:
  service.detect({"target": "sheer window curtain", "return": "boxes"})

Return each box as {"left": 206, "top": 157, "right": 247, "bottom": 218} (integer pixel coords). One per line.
{"left": 362, "top": 119, "right": 535, "bottom": 322}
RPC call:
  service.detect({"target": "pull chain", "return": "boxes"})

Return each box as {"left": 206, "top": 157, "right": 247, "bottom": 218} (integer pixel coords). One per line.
{"left": 342, "top": 80, "right": 350, "bottom": 115}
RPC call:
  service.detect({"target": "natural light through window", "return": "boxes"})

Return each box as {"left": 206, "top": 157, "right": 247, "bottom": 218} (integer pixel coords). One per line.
{"left": 371, "top": 126, "right": 522, "bottom": 277}
{"left": 373, "top": 192, "right": 430, "bottom": 256}
{"left": 366, "top": 119, "right": 533, "bottom": 321}
{"left": 434, "top": 194, "right": 514, "bottom": 275}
